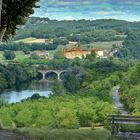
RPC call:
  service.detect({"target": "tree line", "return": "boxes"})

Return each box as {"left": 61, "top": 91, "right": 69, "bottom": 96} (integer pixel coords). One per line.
{"left": 0, "top": 64, "right": 37, "bottom": 90}
{"left": 0, "top": 42, "right": 58, "bottom": 52}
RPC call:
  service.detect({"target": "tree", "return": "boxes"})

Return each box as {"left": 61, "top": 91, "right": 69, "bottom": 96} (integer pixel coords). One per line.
{"left": 0, "top": 74, "right": 7, "bottom": 89}
{"left": 15, "top": 108, "right": 33, "bottom": 127}
{"left": 0, "top": 0, "right": 2, "bottom": 27}
{"left": 0, "top": 0, "right": 39, "bottom": 41}
{"left": 52, "top": 80, "right": 65, "bottom": 94}
{"left": 23, "top": 47, "right": 30, "bottom": 54}
{"left": 56, "top": 108, "right": 79, "bottom": 128}
{"left": 0, "top": 98, "right": 8, "bottom": 108}
{"left": 63, "top": 73, "right": 80, "bottom": 92}
{"left": 3, "top": 50, "right": 16, "bottom": 60}
{"left": 30, "top": 53, "right": 40, "bottom": 59}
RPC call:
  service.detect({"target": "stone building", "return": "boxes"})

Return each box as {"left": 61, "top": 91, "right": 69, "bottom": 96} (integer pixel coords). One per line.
{"left": 62, "top": 44, "right": 106, "bottom": 59}
{"left": 62, "top": 44, "right": 91, "bottom": 59}
{"left": 33, "top": 51, "right": 50, "bottom": 59}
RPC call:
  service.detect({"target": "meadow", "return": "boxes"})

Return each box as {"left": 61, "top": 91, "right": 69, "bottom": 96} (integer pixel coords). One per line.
{"left": 18, "top": 127, "right": 122, "bottom": 140}
{"left": 83, "top": 41, "right": 123, "bottom": 50}
{"left": 14, "top": 37, "right": 50, "bottom": 44}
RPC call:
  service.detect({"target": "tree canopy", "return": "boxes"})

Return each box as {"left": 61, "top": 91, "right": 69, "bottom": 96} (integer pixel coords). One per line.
{"left": 0, "top": 0, "right": 39, "bottom": 41}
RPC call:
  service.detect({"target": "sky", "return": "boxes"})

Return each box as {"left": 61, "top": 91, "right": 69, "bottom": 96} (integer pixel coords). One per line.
{"left": 33, "top": 0, "right": 140, "bottom": 21}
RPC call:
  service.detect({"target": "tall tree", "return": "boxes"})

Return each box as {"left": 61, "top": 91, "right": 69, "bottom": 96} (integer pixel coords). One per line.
{"left": 0, "top": 0, "right": 39, "bottom": 42}
{"left": 0, "top": 0, "right": 2, "bottom": 27}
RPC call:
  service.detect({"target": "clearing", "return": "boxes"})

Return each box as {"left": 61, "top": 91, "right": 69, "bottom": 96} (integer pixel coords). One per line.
{"left": 14, "top": 37, "right": 50, "bottom": 44}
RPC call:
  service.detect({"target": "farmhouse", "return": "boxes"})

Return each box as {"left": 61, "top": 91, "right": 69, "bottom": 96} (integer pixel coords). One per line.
{"left": 62, "top": 44, "right": 107, "bottom": 59}
{"left": 91, "top": 49, "right": 104, "bottom": 58}
{"left": 62, "top": 44, "right": 91, "bottom": 59}
{"left": 33, "top": 51, "right": 50, "bottom": 59}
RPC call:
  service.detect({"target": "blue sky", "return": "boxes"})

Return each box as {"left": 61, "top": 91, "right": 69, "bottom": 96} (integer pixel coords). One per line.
{"left": 33, "top": 0, "right": 140, "bottom": 21}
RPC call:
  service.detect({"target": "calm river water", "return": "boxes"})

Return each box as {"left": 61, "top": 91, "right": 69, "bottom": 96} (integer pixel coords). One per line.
{"left": 0, "top": 81, "right": 53, "bottom": 103}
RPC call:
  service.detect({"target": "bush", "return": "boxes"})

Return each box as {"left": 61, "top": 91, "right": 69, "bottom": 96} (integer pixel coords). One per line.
{"left": 3, "top": 50, "right": 16, "bottom": 60}
{"left": 30, "top": 53, "right": 40, "bottom": 59}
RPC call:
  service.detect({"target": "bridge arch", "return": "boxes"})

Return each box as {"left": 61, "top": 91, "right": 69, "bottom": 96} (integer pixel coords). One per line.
{"left": 45, "top": 71, "right": 58, "bottom": 81}
{"left": 58, "top": 70, "right": 67, "bottom": 81}
{"left": 38, "top": 70, "right": 68, "bottom": 81}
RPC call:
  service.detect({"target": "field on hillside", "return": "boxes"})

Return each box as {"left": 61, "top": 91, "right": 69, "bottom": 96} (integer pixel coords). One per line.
{"left": 14, "top": 37, "right": 50, "bottom": 44}
{"left": 83, "top": 41, "right": 123, "bottom": 50}
{"left": 0, "top": 51, "right": 55, "bottom": 64}
{"left": 58, "top": 41, "right": 123, "bottom": 51}
{"left": 0, "top": 51, "right": 30, "bottom": 61}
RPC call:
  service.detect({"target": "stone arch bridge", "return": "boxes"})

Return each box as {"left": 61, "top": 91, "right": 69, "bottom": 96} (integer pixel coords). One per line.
{"left": 38, "top": 70, "right": 67, "bottom": 81}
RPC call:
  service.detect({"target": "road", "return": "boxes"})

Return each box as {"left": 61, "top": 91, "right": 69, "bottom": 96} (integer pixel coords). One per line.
{"left": 111, "top": 85, "right": 128, "bottom": 115}
{"left": 0, "top": 130, "right": 27, "bottom": 140}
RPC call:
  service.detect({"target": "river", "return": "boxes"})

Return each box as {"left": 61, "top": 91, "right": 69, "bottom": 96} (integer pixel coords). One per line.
{"left": 0, "top": 81, "right": 53, "bottom": 103}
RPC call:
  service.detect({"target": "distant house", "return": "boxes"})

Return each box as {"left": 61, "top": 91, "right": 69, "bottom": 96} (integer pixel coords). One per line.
{"left": 69, "top": 41, "right": 78, "bottom": 45}
{"left": 33, "top": 51, "right": 50, "bottom": 59}
{"left": 62, "top": 44, "right": 91, "bottom": 59}
{"left": 91, "top": 49, "right": 105, "bottom": 58}
{"left": 59, "top": 37, "right": 67, "bottom": 39}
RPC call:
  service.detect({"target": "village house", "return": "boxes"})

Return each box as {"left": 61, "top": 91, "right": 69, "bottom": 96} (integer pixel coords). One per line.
{"left": 62, "top": 44, "right": 91, "bottom": 59}
{"left": 62, "top": 44, "right": 107, "bottom": 59}
{"left": 33, "top": 50, "right": 50, "bottom": 59}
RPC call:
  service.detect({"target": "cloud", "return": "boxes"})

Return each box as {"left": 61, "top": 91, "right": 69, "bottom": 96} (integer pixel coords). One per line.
{"left": 33, "top": 0, "right": 140, "bottom": 21}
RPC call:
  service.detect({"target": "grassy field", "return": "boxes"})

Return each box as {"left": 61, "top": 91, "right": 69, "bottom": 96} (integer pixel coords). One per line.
{"left": 0, "top": 51, "right": 4, "bottom": 60}
{"left": 0, "top": 51, "right": 56, "bottom": 64}
{"left": 0, "top": 51, "right": 30, "bottom": 62}
{"left": 18, "top": 127, "right": 120, "bottom": 140}
{"left": 14, "top": 37, "right": 50, "bottom": 44}
{"left": 83, "top": 41, "right": 123, "bottom": 50}
{"left": 58, "top": 41, "right": 123, "bottom": 51}
{"left": 14, "top": 51, "right": 30, "bottom": 61}
{"left": 17, "top": 127, "right": 128, "bottom": 140}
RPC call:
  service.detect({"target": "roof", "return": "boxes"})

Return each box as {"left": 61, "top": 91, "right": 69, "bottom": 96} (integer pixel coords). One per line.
{"left": 33, "top": 51, "right": 49, "bottom": 55}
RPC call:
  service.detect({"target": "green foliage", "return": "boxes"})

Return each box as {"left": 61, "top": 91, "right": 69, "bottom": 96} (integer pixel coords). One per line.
{"left": 86, "top": 52, "right": 96, "bottom": 60}
{"left": 15, "top": 109, "right": 33, "bottom": 127}
{"left": 63, "top": 73, "right": 80, "bottom": 92}
{"left": 30, "top": 93, "right": 41, "bottom": 100}
{"left": 0, "top": 42, "right": 57, "bottom": 51}
{"left": 0, "top": 94, "right": 116, "bottom": 128}
{"left": 3, "top": 50, "right": 16, "bottom": 60}
{"left": 19, "top": 127, "right": 112, "bottom": 140}
{"left": 53, "top": 38, "right": 69, "bottom": 45}
{"left": 30, "top": 53, "right": 40, "bottom": 59}
{"left": 0, "top": 98, "right": 8, "bottom": 108}
{"left": 23, "top": 47, "right": 30, "bottom": 54}
{"left": 120, "top": 62, "right": 140, "bottom": 114}
{"left": 56, "top": 108, "right": 79, "bottom": 128}
{"left": 0, "top": 64, "right": 37, "bottom": 90}
{"left": 15, "top": 18, "right": 137, "bottom": 44}
{"left": 1, "top": 0, "right": 39, "bottom": 40}
{"left": 116, "top": 31, "right": 140, "bottom": 59}
{"left": 52, "top": 80, "right": 65, "bottom": 94}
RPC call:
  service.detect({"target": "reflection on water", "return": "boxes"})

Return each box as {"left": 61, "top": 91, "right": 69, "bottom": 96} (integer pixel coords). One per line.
{"left": 0, "top": 80, "right": 53, "bottom": 103}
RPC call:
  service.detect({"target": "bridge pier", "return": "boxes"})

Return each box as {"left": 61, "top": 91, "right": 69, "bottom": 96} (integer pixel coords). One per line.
{"left": 42, "top": 72, "right": 46, "bottom": 80}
